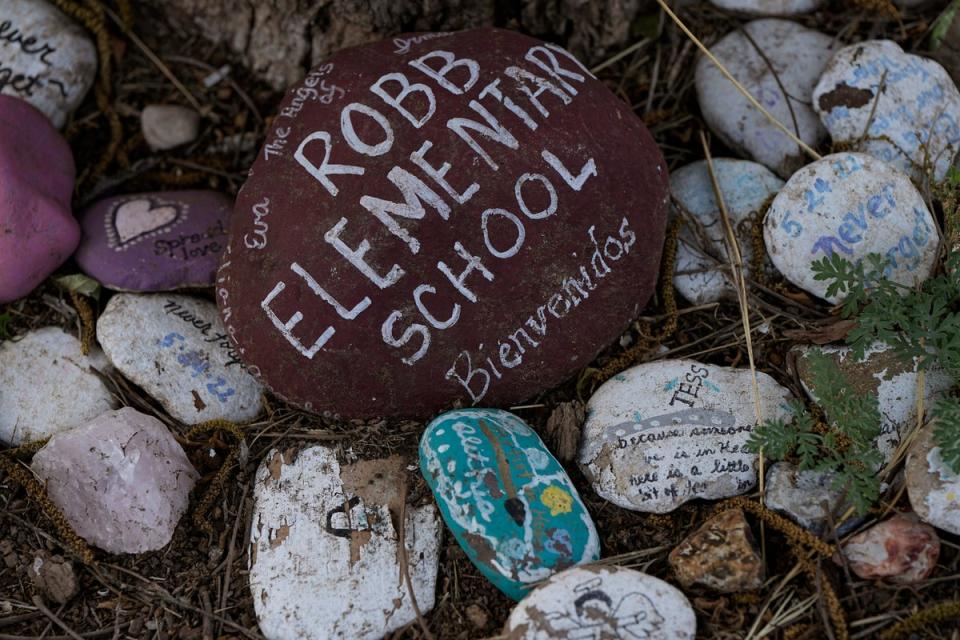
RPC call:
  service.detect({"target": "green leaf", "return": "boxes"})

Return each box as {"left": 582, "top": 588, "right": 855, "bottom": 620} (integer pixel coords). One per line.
{"left": 0, "top": 312, "right": 10, "bottom": 339}
{"left": 932, "top": 0, "right": 960, "bottom": 50}
{"left": 55, "top": 274, "right": 101, "bottom": 300}
{"left": 933, "top": 396, "right": 960, "bottom": 475}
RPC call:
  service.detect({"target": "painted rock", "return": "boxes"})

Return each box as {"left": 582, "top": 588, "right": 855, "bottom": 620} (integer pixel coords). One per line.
{"left": 695, "top": 19, "right": 835, "bottom": 178}
{"left": 76, "top": 191, "right": 232, "bottom": 292}
{"left": 217, "top": 27, "right": 670, "bottom": 419}
{"left": 0, "top": 95, "right": 78, "bottom": 303}
{"left": 503, "top": 565, "right": 696, "bottom": 639}
{"left": 906, "top": 422, "right": 960, "bottom": 535}
{"left": 668, "top": 508, "right": 764, "bottom": 593}
{"left": 764, "top": 152, "right": 938, "bottom": 302}
{"left": 795, "top": 343, "right": 952, "bottom": 464}
{"left": 31, "top": 407, "right": 198, "bottom": 554}
{"left": 765, "top": 462, "right": 859, "bottom": 535}
{"left": 813, "top": 40, "right": 960, "bottom": 183}
{"left": 0, "top": 0, "right": 97, "bottom": 127}
{"left": 672, "top": 159, "right": 783, "bottom": 304}
{"left": 141, "top": 105, "right": 201, "bottom": 151}
{"left": 578, "top": 359, "right": 794, "bottom": 514}
{"left": 708, "top": 0, "right": 822, "bottom": 14}
{"left": 834, "top": 513, "right": 939, "bottom": 584}
{"left": 0, "top": 327, "right": 115, "bottom": 446}
{"left": 420, "top": 408, "right": 599, "bottom": 600}
{"left": 96, "top": 294, "right": 263, "bottom": 424}
{"left": 250, "top": 446, "right": 440, "bottom": 640}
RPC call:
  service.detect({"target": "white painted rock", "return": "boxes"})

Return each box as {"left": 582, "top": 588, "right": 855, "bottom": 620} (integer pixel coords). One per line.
{"left": 764, "top": 462, "right": 858, "bottom": 535}
{"left": 709, "top": 0, "right": 822, "bottom": 14}
{"left": 0, "top": 0, "right": 97, "bottom": 128}
{"left": 31, "top": 407, "right": 198, "bottom": 554}
{"left": 672, "top": 159, "right": 783, "bottom": 304}
{"left": 764, "top": 152, "right": 938, "bottom": 302}
{"left": 0, "top": 327, "right": 115, "bottom": 446}
{"left": 695, "top": 19, "right": 835, "bottom": 178}
{"left": 578, "top": 359, "right": 794, "bottom": 513}
{"left": 141, "top": 104, "right": 201, "bottom": 151}
{"left": 250, "top": 446, "right": 440, "bottom": 640}
{"left": 906, "top": 422, "right": 960, "bottom": 535}
{"left": 96, "top": 294, "right": 263, "bottom": 424}
{"left": 504, "top": 565, "right": 696, "bottom": 639}
{"left": 813, "top": 40, "right": 960, "bottom": 183}
{"left": 796, "top": 343, "right": 952, "bottom": 464}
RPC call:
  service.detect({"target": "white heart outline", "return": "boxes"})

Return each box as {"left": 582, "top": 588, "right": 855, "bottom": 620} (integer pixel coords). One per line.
{"left": 104, "top": 196, "right": 190, "bottom": 251}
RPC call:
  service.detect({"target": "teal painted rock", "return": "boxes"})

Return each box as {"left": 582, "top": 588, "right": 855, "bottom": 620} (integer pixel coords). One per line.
{"left": 420, "top": 408, "right": 600, "bottom": 600}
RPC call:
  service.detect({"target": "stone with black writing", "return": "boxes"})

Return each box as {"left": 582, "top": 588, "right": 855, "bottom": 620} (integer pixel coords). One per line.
{"left": 96, "top": 293, "right": 263, "bottom": 424}
{"left": 0, "top": 327, "right": 115, "bottom": 446}
{"left": 834, "top": 513, "right": 939, "bottom": 584}
{"left": 578, "top": 359, "right": 794, "bottom": 514}
{"left": 795, "top": 343, "right": 953, "bottom": 464}
{"left": 672, "top": 159, "right": 783, "bottom": 304}
{"left": 31, "top": 407, "right": 198, "bottom": 554}
{"left": 695, "top": 20, "right": 835, "bottom": 178}
{"left": 217, "top": 27, "right": 669, "bottom": 419}
{"left": 764, "top": 462, "right": 859, "bottom": 535}
{"left": 0, "top": 0, "right": 97, "bottom": 128}
{"left": 0, "top": 95, "right": 78, "bottom": 304}
{"left": 503, "top": 565, "right": 696, "bottom": 639}
{"left": 708, "top": 0, "right": 822, "bottom": 14}
{"left": 813, "top": 40, "right": 960, "bottom": 183}
{"left": 250, "top": 446, "right": 440, "bottom": 640}
{"left": 420, "top": 408, "right": 599, "bottom": 600}
{"left": 76, "top": 191, "right": 232, "bottom": 292}
{"left": 764, "top": 152, "right": 938, "bottom": 302}
{"left": 906, "top": 422, "right": 960, "bottom": 535}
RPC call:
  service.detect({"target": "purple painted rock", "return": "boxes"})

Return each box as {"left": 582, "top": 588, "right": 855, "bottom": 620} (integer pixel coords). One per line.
{"left": 218, "top": 28, "right": 669, "bottom": 418}
{"left": 75, "top": 190, "right": 231, "bottom": 292}
{"left": 0, "top": 95, "right": 78, "bottom": 303}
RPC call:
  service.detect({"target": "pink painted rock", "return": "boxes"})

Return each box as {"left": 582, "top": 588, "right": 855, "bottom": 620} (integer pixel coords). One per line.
{"left": 218, "top": 28, "right": 669, "bottom": 418}
{"left": 834, "top": 513, "right": 939, "bottom": 584}
{"left": 76, "top": 191, "right": 231, "bottom": 292}
{"left": 31, "top": 407, "right": 199, "bottom": 554}
{"left": 0, "top": 95, "right": 78, "bottom": 303}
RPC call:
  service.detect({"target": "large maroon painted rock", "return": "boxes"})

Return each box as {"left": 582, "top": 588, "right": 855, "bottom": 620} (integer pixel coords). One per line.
{"left": 218, "top": 28, "right": 669, "bottom": 418}
{"left": 75, "top": 190, "right": 231, "bottom": 292}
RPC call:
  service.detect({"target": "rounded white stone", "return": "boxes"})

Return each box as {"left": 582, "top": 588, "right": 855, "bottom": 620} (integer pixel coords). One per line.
{"left": 906, "top": 423, "right": 960, "bottom": 535}
{"left": 141, "top": 104, "right": 201, "bottom": 151}
{"left": 695, "top": 19, "right": 836, "bottom": 178}
{"left": 764, "top": 152, "right": 938, "bottom": 302}
{"left": 504, "top": 565, "right": 696, "bottom": 639}
{"left": 578, "top": 359, "right": 794, "bottom": 513}
{"left": 709, "top": 0, "right": 822, "bottom": 14}
{"left": 813, "top": 40, "right": 960, "bottom": 183}
{"left": 0, "top": 326, "right": 115, "bottom": 445}
{"left": 96, "top": 293, "right": 263, "bottom": 424}
{"left": 250, "top": 446, "right": 441, "bottom": 640}
{"left": 0, "top": 0, "right": 97, "bottom": 128}
{"left": 672, "top": 158, "right": 783, "bottom": 304}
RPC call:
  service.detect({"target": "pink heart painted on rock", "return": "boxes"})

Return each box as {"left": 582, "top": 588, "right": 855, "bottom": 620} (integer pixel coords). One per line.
{"left": 111, "top": 198, "right": 181, "bottom": 246}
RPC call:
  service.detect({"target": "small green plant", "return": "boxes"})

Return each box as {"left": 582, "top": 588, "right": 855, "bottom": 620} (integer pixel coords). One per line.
{"left": 746, "top": 349, "right": 883, "bottom": 515}
{"left": 0, "top": 312, "right": 9, "bottom": 339}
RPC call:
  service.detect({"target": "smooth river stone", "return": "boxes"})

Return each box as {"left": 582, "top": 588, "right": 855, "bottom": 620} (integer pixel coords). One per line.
{"left": 834, "top": 513, "right": 939, "bottom": 584}
{"left": 217, "top": 27, "right": 670, "bottom": 419}
{"left": 250, "top": 446, "right": 440, "bottom": 640}
{"left": 672, "top": 158, "right": 783, "bottom": 304}
{"left": 420, "top": 408, "right": 599, "bottom": 600}
{"left": 709, "top": 0, "right": 822, "bottom": 14}
{"left": 0, "top": 94, "right": 78, "bottom": 303}
{"left": 578, "top": 359, "right": 794, "bottom": 514}
{"left": 906, "top": 422, "right": 960, "bottom": 535}
{"left": 0, "top": 327, "right": 115, "bottom": 446}
{"left": 813, "top": 40, "right": 960, "bottom": 183}
{"left": 31, "top": 407, "right": 198, "bottom": 554}
{"left": 695, "top": 19, "right": 835, "bottom": 178}
{"left": 76, "top": 190, "right": 232, "bottom": 292}
{"left": 795, "top": 343, "right": 953, "bottom": 464}
{"left": 504, "top": 565, "right": 696, "bottom": 640}
{"left": 96, "top": 293, "right": 263, "bottom": 424}
{"left": 764, "top": 152, "right": 938, "bottom": 302}
{"left": 0, "top": 0, "right": 97, "bottom": 127}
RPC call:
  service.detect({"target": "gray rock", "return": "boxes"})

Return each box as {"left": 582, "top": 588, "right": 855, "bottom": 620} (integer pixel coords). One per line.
{"left": 765, "top": 462, "right": 859, "bottom": 536}
{"left": 906, "top": 422, "right": 960, "bottom": 535}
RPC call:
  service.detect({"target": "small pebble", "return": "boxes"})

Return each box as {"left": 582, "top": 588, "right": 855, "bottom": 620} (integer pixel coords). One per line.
{"left": 708, "top": 0, "right": 822, "bottom": 14}
{"left": 669, "top": 508, "right": 764, "bottom": 593}
{"left": 834, "top": 513, "right": 939, "bottom": 584}
{"left": 27, "top": 552, "right": 79, "bottom": 604}
{"left": 141, "top": 104, "right": 201, "bottom": 151}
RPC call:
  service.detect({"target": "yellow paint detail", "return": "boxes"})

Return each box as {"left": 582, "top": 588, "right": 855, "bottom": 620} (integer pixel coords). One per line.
{"left": 540, "top": 486, "right": 573, "bottom": 516}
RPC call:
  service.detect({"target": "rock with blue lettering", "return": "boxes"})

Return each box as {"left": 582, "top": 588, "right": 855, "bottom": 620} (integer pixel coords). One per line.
{"left": 578, "top": 359, "right": 794, "bottom": 514}
{"left": 695, "top": 19, "right": 836, "bottom": 178}
{"left": 672, "top": 159, "right": 783, "bottom": 304}
{"left": 95, "top": 293, "right": 263, "bottom": 424}
{"left": 763, "top": 152, "right": 938, "bottom": 302}
{"left": 708, "top": 0, "right": 822, "bottom": 14}
{"left": 813, "top": 40, "right": 960, "bottom": 183}
{"left": 420, "top": 408, "right": 599, "bottom": 600}
{"left": 1, "top": 0, "right": 97, "bottom": 127}
{"left": 503, "top": 565, "right": 696, "bottom": 639}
